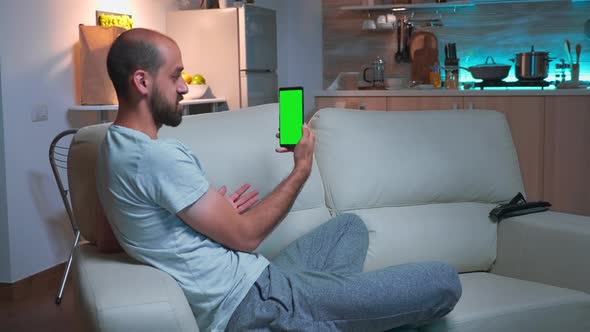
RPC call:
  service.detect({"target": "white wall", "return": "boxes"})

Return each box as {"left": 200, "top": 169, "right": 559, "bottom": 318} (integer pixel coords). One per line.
{"left": 0, "top": 58, "right": 10, "bottom": 282}
{"left": 0, "top": 0, "right": 177, "bottom": 283}
{"left": 0, "top": 0, "right": 323, "bottom": 283}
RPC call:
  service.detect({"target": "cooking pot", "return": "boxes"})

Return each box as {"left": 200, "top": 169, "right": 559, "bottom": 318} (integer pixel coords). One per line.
{"left": 462, "top": 56, "right": 511, "bottom": 81}
{"left": 511, "top": 46, "right": 553, "bottom": 81}
{"left": 443, "top": 56, "right": 511, "bottom": 81}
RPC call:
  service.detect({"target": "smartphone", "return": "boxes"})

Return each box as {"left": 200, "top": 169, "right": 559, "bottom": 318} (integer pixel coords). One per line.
{"left": 279, "top": 86, "right": 304, "bottom": 148}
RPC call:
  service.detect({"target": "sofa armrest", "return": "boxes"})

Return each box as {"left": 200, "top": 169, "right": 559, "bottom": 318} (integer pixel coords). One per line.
{"left": 73, "top": 243, "right": 199, "bottom": 332}
{"left": 491, "top": 211, "right": 590, "bottom": 294}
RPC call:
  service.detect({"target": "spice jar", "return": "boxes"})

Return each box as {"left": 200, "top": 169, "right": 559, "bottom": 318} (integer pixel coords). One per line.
{"left": 444, "top": 58, "right": 459, "bottom": 90}
{"left": 429, "top": 65, "right": 442, "bottom": 89}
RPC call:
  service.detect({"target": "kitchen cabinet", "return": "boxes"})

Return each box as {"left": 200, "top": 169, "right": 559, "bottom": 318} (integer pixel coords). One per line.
{"left": 387, "top": 97, "right": 463, "bottom": 111}
{"left": 315, "top": 97, "right": 387, "bottom": 112}
{"left": 464, "top": 97, "right": 545, "bottom": 201}
{"left": 543, "top": 96, "right": 590, "bottom": 216}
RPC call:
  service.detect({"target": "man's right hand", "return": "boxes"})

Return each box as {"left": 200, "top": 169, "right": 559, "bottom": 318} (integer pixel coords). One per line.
{"left": 276, "top": 124, "right": 315, "bottom": 175}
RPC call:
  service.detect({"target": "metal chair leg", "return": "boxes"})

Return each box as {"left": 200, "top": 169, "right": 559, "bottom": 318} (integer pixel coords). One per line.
{"left": 55, "top": 230, "right": 80, "bottom": 305}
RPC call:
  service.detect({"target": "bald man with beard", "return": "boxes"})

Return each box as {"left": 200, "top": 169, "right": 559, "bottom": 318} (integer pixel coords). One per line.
{"left": 96, "top": 28, "right": 462, "bottom": 332}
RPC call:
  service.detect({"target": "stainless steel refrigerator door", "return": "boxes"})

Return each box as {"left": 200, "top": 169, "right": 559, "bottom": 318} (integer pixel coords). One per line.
{"left": 239, "top": 6, "right": 277, "bottom": 71}
{"left": 240, "top": 71, "right": 278, "bottom": 107}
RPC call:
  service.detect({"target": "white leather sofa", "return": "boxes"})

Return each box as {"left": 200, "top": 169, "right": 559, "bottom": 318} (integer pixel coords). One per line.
{"left": 69, "top": 104, "right": 590, "bottom": 332}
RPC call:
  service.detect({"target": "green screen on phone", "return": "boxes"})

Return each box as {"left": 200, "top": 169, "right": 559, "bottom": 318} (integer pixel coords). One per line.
{"left": 279, "top": 87, "right": 303, "bottom": 147}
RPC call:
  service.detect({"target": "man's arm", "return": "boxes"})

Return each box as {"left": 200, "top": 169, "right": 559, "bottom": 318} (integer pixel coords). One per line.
{"left": 177, "top": 125, "right": 315, "bottom": 252}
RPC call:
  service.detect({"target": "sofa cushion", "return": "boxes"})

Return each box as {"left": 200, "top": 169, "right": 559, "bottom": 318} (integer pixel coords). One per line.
{"left": 422, "top": 272, "right": 590, "bottom": 332}
{"left": 73, "top": 244, "right": 199, "bottom": 332}
{"left": 492, "top": 211, "right": 590, "bottom": 294}
{"left": 159, "top": 104, "right": 331, "bottom": 258}
{"left": 352, "top": 202, "right": 497, "bottom": 273}
{"left": 311, "top": 109, "right": 525, "bottom": 272}
{"left": 68, "top": 122, "right": 110, "bottom": 245}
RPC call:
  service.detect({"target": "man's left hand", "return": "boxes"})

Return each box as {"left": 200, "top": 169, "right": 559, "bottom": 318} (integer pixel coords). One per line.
{"left": 218, "top": 183, "right": 259, "bottom": 214}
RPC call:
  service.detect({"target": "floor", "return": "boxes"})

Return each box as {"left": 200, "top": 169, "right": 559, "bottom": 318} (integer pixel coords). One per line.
{"left": 0, "top": 275, "right": 80, "bottom": 332}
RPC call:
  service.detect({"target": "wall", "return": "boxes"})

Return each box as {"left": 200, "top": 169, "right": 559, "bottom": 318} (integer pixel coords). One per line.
{"left": 253, "top": 0, "right": 289, "bottom": 86}
{"left": 0, "top": 0, "right": 324, "bottom": 283}
{"left": 323, "top": 0, "right": 590, "bottom": 87}
{"left": 241, "top": 0, "right": 323, "bottom": 115}
{"left": 280, "top": 0, "right": 323, "bottom": 116}
{"left": 0, "top": 58, "right": 9, "bottom": 282}
{"left": 0, "top": 0, "right": 177, "bottom": 283}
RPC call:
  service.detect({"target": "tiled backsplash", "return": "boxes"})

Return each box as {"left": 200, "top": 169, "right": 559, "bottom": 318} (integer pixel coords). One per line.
{"left": 322, "top": 0, "right": 590, "bottom": 87}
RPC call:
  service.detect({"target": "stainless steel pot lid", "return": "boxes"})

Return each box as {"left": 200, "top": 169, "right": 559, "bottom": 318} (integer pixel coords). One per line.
{"left": 516, "top": 51, "right": 549, "bottom": 56}
{"left": 517, "top": 45, "right": 549, "bottom": 56}
{"left": 470, "top": 56, "right": 511, "bottom": 68}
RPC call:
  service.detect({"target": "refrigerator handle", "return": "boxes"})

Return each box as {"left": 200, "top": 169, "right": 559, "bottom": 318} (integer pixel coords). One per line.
{"left": 240, "top": 69, "right": 274, "bottom": 73}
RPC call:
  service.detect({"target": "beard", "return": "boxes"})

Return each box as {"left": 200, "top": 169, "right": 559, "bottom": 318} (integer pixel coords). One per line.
{"left": 149, "top": 84, "right": 183, "bottom": 127}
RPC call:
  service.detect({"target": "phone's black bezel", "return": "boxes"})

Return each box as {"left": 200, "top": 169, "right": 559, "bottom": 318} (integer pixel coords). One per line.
{"left": 279, "top": 86, "right": 304, "bottom": 148}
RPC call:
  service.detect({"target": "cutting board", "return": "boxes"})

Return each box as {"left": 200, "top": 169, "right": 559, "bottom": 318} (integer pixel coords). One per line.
{"left": 409, "top": 31, "right": 438, "bottom": 61}
{"left": 409, "top": 31, "right": 439, "bottom": 84}
{"left": 411, "top": 48, "right": 439, "bottom": 84}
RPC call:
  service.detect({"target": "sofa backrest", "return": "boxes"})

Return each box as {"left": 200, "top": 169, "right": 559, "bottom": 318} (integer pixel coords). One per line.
{"left": 69, "top": 105, "right": 525, "bottom": 273}
{"left": 310, "top": 108, "right": 525, "bottom": 273}
{"left": 68, "top": 104, "right": 331, "bottom": 258}
{"left": 158, "top": 104, "right": 331, "bottom": 257}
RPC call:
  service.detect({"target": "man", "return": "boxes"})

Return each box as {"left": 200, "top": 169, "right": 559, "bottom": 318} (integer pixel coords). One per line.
{"left": 97, "top": 28, "right": 461, "bottom": 331}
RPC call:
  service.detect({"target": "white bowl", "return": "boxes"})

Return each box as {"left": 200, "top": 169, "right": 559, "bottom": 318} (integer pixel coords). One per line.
{"left": 185, "top": 84, "right": 208, "bottom": 99}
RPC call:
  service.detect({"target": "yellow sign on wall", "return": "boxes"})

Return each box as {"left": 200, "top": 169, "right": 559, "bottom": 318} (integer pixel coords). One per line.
{"left": 96, "top": 10, "right": 133, "bottom": 30}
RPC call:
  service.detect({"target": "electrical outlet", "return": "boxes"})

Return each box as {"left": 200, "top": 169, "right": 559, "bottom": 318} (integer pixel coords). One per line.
{"left": 31, "top": 104, "right": 48, "bottom": 122}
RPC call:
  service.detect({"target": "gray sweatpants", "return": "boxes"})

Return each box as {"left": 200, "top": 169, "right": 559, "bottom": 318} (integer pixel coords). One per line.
{"left": 226, "top": 213, "right": 462, "bottom": 331}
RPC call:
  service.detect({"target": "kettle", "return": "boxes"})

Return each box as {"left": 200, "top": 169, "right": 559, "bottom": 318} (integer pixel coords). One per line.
{"left": 363, "top": 56, "right": 385, "bottom": 87}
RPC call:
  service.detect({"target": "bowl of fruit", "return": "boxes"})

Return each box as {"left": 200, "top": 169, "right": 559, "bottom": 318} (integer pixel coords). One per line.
{"left": 182, "top": 72, "right": 208, "bottom": 99}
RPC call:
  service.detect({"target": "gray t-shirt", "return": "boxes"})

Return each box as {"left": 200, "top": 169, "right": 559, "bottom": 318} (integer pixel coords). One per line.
{"left": 96, "top": 125, "right": 269, "bottom": 331}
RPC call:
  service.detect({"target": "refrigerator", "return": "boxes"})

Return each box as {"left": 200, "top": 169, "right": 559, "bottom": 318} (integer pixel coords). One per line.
{"left": 167, "top": 6, "right": 278, "bottom": 110}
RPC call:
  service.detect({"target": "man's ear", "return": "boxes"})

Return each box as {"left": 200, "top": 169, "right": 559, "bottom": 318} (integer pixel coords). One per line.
{"left": 131, "top": 70, "right": 151, "bottom": 96}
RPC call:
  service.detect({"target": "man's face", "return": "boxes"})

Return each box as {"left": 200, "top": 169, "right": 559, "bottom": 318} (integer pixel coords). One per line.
{"left": 149, "top": 41, "right": 188, "bottom": 127}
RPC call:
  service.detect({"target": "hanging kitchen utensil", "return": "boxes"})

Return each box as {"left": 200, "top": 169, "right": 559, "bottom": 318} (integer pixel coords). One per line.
{"left": 395, "top": 16, "right": 412, "bottom": 63}
{"left": 400, "top": 17, "right": 409, "bottom": 62}
{"left": 395, "top": 23, "right": 403, "bottom": 63}
{"left": 402, "top": 24, "right": 414, "bottom": 62}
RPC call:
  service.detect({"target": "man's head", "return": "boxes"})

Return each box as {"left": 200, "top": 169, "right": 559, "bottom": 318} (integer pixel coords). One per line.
{"left": 107, "top": 28, "right": 188, "bottom": 127}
